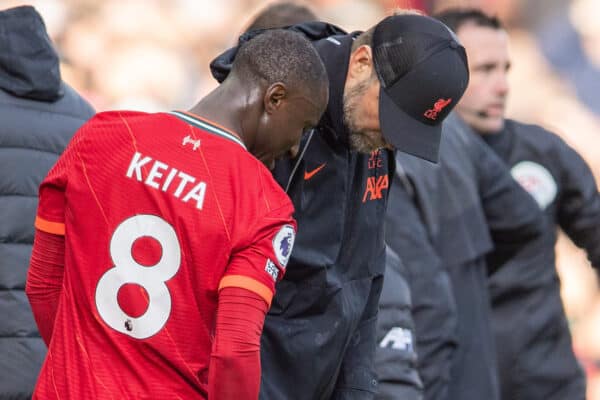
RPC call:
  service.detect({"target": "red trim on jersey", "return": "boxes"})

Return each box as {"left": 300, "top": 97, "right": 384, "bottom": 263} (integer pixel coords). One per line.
{"left": 219, "top": 275, "right": 273, "bottom": 307}
{"left": 176, "top": 110, "right": 243, "bottom": 142}
{"left": 34, "top": 216, "right": 65, "bottom": 235}
{"left": 209, "top": 287, "right": 267, "bottom": 399}
{"left": 26, "top": 229, "right": 66, "bottom": 345}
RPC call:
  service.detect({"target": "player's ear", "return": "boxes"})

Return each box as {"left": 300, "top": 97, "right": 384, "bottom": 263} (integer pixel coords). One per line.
{"left": 264, "top": 82, "right": 287, "bottom": 114}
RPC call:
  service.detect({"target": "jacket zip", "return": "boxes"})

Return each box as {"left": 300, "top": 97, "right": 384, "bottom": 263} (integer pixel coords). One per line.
{"left": 285, "top": 128, "right": 316, "bottom": 193}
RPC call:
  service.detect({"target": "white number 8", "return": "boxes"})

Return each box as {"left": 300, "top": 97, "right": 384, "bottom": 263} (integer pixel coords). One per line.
{"left": 95, "top": 214, "right": 181, "bottom": 339}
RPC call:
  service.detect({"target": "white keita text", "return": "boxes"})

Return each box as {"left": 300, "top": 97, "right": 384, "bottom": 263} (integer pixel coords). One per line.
{"left": 125, "top": 151, "right": 207, "bottom": 210}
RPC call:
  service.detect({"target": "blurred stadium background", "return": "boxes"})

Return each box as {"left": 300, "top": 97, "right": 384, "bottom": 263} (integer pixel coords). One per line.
{"left": 2, "top": 0, "right": 599, "bottom": 397}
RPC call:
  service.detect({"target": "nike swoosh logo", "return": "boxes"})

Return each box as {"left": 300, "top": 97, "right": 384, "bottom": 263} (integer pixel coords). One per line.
{"left": 304, "top": 163, "right": 326, "bottom": 180}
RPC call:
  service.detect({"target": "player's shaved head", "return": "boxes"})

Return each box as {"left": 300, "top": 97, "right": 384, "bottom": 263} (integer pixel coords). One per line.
{"left": 192, "top": 29, "right": 328, "bottom": 169}
{"left": 230, "top": 29, "right": 328, "bottom": 103}
{"left": 245, "top": 1, "right": 317, "bottom": 31}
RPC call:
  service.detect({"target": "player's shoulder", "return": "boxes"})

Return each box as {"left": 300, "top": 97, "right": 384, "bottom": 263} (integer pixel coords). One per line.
{"left": 76, "top": 110, "right": 158, "bottom": 135}
{"left": 86, "top": 110, "right": 150, "bottom": 124}
{"left": 243, "top": 156, "right": 293, "bottom": 210}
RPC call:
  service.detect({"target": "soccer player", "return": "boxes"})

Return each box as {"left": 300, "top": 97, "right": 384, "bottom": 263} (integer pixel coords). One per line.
{"left": 25, "top": 29, "right": 328, "bottom": 399}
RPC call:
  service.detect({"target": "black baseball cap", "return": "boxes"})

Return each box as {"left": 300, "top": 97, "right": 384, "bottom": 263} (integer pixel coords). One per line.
{"left": 372, "top": 14, "right": 469, "bottom": 162}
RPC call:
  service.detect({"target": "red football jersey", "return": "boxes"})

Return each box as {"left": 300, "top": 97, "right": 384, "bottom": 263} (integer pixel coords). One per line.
{"left": 33, "top": 110, "right": 295, "bottom": 399}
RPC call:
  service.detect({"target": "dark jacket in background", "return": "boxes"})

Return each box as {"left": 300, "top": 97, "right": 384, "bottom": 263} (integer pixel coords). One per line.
{"left": 376, "top": 184, "right": 446, "bottom": 400}
{"left": 0, "top": 6, "right": 95, "bottom": 399}
{"left": 481, "top": 119, "right": 597, "bottom": 400}
{"left": 387, "top": 115, "right": 545, "bottom": 400}
{"left": 382, "top": 162, "right": 456, "bottom": 400}
{"left": 212, "top": 23, "right": 394, "bottom": 399}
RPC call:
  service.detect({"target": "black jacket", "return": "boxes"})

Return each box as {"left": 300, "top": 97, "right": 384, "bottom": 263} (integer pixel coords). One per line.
{"left": 211, "top": 23, "right": 395, "bottom": 399}
{"left": 484, "top": 119, "right": 600, "bottom": 272}
{"left": 481, "top": 119, "right": 595, "bottom": 400}
{"left": 383, "top": 163, "right": 456, "bottom": 400}
{"left": 0, "top": 6, "right": 94, "bottom": 399}
{"left": 387, "top": 115, "right": 545, "bottom": 400}
{"left": 375, "top": 246, "right": 422, "bottom": 400}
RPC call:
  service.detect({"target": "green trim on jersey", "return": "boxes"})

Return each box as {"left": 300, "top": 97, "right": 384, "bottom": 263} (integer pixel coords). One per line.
{"left": 169, "top": 111, "right": 247, "bottom": 150}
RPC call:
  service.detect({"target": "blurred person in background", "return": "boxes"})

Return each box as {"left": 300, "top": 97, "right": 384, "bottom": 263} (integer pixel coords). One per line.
{"left": 211, "top": 10, "right": 468, "bottom": 400}
{"left": 384, "top": 113, "right": 546, "bottom": 400}
{"left": 377, "top": 180, "right": 437, "bottom": 400}
{"left": 376, "top": 244, "right": 424, "bottom": 400}
{"left": 0, "top": 5, "right": 94, "bottom": 399}
{"left": 377, "top": 8, "right": 546, "bottom": 400}
{"left": 243, "top": 0, "right": 318, "bottom": 31}
{"left": 26, "top": 29, "right": 329, "bottom": 399}
{"left": 437, "top": 8, "right": 600, "bottom": 400}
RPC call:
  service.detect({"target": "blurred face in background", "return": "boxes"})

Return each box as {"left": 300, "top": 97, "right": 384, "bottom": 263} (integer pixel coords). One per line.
{"left": 455, "top": 23, "right": 511, "bottom": 134}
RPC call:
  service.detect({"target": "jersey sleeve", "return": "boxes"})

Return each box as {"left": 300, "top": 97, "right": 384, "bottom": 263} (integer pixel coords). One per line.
{"left": 220, "top": 202, "right": 295, "bottom": 307}
{"left": 35, "top": 123, "right": 86, "bottom": 235}
{"left": 220, "top": 171, "right": 296, "bottom": 307}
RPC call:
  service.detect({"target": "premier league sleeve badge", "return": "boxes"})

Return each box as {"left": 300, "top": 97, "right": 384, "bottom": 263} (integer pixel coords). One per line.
{"left": 272, "top": 224, "right": 295, "bottom": 268}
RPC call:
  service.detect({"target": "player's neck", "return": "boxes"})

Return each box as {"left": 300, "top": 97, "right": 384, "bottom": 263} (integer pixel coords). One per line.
{"left": 188, "top": 84, "right": 252, "bottom": 147}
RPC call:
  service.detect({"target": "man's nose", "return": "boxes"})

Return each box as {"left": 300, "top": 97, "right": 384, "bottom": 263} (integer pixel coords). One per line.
{"left": 495, "top": 72, "right": 509, "bottom": 96}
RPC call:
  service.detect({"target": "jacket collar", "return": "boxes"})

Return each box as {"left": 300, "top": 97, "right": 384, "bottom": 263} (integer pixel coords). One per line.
{"left": 209, "top": 21, "right": 347, "bottom": 84}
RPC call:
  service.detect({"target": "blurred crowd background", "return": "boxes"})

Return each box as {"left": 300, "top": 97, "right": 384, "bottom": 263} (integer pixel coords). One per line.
{"left": 2, "top": 0, "right": 600, "bottom": 397}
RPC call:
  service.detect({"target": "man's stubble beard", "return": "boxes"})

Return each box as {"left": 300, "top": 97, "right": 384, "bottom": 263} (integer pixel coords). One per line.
{"left": 343, "top": 79, "right": 386, "bottom": 154}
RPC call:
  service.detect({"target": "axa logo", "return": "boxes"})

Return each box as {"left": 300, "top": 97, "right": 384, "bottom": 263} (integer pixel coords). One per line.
{"left": 424, "top": 98, "right": 452, "bottom": 120}
{"left": 362, "top": 174, "right": 389, "bottom": 203}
